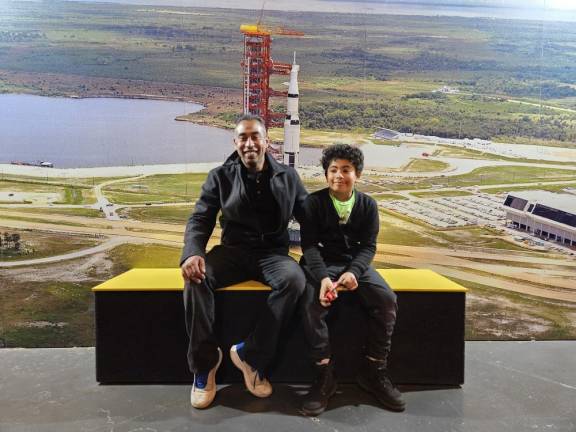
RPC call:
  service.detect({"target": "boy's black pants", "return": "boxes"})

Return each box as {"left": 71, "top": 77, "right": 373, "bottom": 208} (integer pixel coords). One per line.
{"left": 183, "top": 245, "right": 306, "bottom": 375}
{"left": 301, "top": 264, "right": 397, "bottom": 364}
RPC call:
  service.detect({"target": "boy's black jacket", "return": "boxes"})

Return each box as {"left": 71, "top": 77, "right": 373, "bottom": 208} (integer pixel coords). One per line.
{"left": 300, "top": 188, "right": 379, "bottom": 283}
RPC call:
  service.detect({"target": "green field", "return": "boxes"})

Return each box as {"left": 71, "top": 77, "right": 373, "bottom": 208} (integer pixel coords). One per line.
{"left": 118, "top": 205, "right": 194, "bottom": 224}
{"left": 404, "top": 159, "right": 450, "bottom": 172}
{"left": 4, "top": 207, "right": 104, "bottom": 218}
{"left": 410, "top": 190, "right": 474, "bottom": 198}
{"left": 389, "top": 165, "right": 576, "bottom": 190}
{"left": 103, "top": 173, "right": 206, "bottom": 204}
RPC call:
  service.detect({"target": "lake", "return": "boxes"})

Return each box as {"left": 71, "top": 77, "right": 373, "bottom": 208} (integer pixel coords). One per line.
{"left": 0, "top": 94, "right": 321, "bottom": 168}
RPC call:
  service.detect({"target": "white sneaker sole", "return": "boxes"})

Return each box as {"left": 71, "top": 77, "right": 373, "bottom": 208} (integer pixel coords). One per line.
{"left": 191, "top": 348, "right": 222, "bottom": 409}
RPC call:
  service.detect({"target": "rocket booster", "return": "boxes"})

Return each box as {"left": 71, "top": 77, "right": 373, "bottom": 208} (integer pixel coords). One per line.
{"left": 283, "top": 57, "right": 300, "bottom": 168}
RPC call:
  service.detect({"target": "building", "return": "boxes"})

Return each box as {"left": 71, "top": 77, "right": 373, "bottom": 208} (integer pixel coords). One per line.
{"left": 503, "top": 190, "right": 576, "bottom": 248}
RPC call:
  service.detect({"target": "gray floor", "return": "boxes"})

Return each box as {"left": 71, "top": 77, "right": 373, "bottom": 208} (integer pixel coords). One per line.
{"left": 1, "top": 341, "right": 575, "bottom": 432}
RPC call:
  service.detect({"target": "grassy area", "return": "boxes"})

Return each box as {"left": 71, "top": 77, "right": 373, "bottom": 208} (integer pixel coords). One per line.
{"left": 389, "top": 165, "right": 576, "bottom": 191}
{"left": 107, "top": 243, "right": 181, "bottom": 274}
{"left": 103, "top": 173, "right": 206, "bottom": 204}
{"left": 455, "top": 277, "right": 576, "bottom": 340}
{"left": 410, "top": 190, "right": 474, "bottom": 198}
{"left": 403, "top": 158, "right": 450, "bottom": 172}
{"left": 0, "top": 230, "right": 100, "bottom": 261}
{"left": 269, "top": 129, "right": 371, "bottom": 148}
{"left": 371, "top": 193, "right": 408, "bottom": 200}
{"left": 378, "top": 210, "right": 448, "bottom": 247}
{"left": 3, "top": 207, "right": 104, "bottom": 218}
{"left": 436, "top": 227, "right": 531, "bottom": 251}
{"left": 435, "top": 145, "right": 576, "bottom": 166}
{"left": 482, "top": 182, "right": 576, "bottom": 194}
{"left": 106, "top": 191, "right": 185, "bottom": 204}
{"left": 118, "top": 205, "right": 193, "bottom": 224}
{"left": 1, "top": 280, "right": 95, "bottom": 347}
{"left": 0, "top": 214, "right": 92, "bottom": 228}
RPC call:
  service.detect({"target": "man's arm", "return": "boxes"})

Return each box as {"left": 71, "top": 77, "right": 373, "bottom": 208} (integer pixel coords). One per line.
{"left": 345, "top": 197, "right": 378, "bottom": 280}
{"left": 180, "top": 170, "right": 221, "bottom": 266}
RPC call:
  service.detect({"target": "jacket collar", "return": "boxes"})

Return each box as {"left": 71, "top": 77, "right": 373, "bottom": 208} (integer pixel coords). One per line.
{"left": 223, "top": 151, "right": 288, "bottom": 176}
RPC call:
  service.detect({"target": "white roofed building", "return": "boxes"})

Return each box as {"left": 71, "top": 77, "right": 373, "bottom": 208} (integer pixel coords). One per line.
{"left": 503, "top": 190, "right": 576, "bottom": 248}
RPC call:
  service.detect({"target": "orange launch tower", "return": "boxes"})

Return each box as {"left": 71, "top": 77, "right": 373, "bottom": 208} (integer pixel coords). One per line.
{"left": 240, "top": 24, "right": 303, "bottom": 130}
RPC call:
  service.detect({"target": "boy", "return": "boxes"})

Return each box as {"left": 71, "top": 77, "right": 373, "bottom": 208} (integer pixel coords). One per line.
{"left": 299, "top": 144, "right": 405, "bottom": 416}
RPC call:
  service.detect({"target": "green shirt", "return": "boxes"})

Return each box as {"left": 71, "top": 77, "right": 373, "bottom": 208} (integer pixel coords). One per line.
{"left": 330, "top": 190, "right": 356, "bottom": 224}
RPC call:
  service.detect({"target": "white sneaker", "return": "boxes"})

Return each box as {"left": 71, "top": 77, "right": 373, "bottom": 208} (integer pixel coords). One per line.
{"left": 230, "top": 343, "right": 273, "bottom": 398}
{"left": 190, "top": 347, "right": 222, "bottom": 409}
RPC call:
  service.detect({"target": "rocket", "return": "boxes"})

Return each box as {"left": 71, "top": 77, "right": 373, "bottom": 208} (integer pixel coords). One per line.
{"left": 283, "top": 54, "right": 300, "bottom": 168}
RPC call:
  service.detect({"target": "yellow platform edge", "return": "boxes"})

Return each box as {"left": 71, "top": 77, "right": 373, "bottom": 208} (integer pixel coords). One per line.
{"left": 92, "top": 268, "right": 467, "bottom": 293}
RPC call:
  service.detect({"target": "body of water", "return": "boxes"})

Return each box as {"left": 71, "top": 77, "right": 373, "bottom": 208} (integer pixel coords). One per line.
{"left": 69, "top": 0, "right": 576, "bottom": 22}
{"left": 0, "top": 94, "right": 321, "bottom": 168}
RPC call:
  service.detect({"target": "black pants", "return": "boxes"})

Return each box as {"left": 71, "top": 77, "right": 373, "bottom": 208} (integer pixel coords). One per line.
{"left": 184, "top": 245, "right": 306, "bottom": 374}
{"left": 301, "top": 264, "right": 397, "bottom": 364}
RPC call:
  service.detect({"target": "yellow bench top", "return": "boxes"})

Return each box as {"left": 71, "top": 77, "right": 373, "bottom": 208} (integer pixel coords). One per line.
{"left": 92, "top": 268, "right": 467, "bottom": 293}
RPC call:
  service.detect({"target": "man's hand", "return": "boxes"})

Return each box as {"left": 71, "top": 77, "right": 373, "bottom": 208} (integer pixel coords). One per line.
{"left": 319, "top": 277, "right": 338, "bottom": 307}
{"left": 181, "top": 255, "right": 206, "bottom": 284}
{"left": 336, "top": 272, "right": 358, "bottom": 291}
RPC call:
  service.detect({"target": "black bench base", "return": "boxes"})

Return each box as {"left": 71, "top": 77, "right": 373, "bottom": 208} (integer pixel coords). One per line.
{"left": 95, "top": 290, "right": 465, "bottom": 385}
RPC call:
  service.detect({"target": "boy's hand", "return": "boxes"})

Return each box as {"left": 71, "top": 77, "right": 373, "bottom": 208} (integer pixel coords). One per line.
{"left": 337, "top": 272, "right": 358, "bottom": 291}
{"left": 319, "top": 277, "right": 338, "bottom": 307}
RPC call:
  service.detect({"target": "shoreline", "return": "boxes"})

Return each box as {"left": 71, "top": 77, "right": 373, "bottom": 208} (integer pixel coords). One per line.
{"left": 0, "top": 162, "right": 221, "bottom": 178}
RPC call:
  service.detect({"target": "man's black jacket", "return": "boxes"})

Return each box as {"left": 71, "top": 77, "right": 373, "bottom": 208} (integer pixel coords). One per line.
{"left": 180, "top": 152, "right": 308, "bottom": 264}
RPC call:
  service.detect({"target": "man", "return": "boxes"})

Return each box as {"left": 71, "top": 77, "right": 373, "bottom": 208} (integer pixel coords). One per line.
{"left": 180, "top": 114, "right": 308, "bottom": 409}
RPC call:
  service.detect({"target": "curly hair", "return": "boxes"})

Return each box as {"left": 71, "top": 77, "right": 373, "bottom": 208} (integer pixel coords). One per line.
{"left": 321, "top": 144, "right": 364, "bottom": 175}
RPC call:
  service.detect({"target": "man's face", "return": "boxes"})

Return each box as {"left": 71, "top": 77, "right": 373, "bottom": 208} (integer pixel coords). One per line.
{"left": 234, "top": 120, "right": 268, "bottom": 171}
{"left": 326, "top": 158, "right": 358, "bottom": 198}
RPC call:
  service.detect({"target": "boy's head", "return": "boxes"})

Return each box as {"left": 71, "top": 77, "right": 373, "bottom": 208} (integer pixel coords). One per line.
{"left": 321, "top": 144, "right": 364, "bottom": 198}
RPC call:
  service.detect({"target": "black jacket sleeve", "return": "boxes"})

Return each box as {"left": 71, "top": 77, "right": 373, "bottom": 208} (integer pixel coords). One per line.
{"left": 300, "top": 195, "right": 330, "bottom": 283}
{"left": 346, "top": 196, "right": 378, "bottom": 279}
{"left": 180, "top": 169, "right": 221, "bottom": 265}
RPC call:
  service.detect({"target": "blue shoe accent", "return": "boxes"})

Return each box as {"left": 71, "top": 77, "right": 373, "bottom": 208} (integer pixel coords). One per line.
{"left": 235, "top": 342, "right": 246, "bottom": 360}
{"left": 194, "top": 372, "right": 208, "bottom": 390}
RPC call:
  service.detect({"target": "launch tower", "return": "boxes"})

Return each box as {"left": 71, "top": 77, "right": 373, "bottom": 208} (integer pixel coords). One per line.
{"left": 240, "top": 24, "right": 303, "bottom": 130}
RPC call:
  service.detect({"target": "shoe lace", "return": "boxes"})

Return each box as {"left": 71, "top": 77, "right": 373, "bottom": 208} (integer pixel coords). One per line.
{"left": 252, "top": 368, "right": 267, "bottom": 387}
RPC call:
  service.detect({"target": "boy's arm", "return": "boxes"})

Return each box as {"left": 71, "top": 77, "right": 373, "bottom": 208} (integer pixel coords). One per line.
{"left": 345, "top": 197, "right": 378, "bottom": 279}
{"left": 180, "top": 170, "right": 221, "bottom": 266}
{"left": 300, "top": 196, "right": 330, "bottom": 283}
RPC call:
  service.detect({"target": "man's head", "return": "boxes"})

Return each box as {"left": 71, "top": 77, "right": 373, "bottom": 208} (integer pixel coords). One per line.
{"left": 321, "top": 144, "right": 364, "bottom": 199}
{"left": 233, "top": 114, "right": 268, "bottom": 172}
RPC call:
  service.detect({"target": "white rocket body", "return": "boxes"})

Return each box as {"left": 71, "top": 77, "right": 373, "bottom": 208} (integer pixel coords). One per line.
{"left": 283, "top": 62, "right": 300, "bottom": 168}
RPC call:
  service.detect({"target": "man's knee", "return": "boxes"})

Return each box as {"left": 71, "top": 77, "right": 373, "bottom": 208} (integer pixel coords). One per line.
{"left": 275, "top": 264, "right": 306, "bottom": 298}
{"left": 290, "top": 266, "right": 307, "bottom": 294}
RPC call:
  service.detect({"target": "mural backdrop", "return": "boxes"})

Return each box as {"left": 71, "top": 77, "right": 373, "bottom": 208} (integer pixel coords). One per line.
{"left": 1, "top": 0, "right": 575, "bottom": 348}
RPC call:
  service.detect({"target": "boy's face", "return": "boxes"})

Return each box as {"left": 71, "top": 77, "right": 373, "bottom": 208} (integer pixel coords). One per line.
{"left": 326, "top": 158, "right": 358, "bottom": 197}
